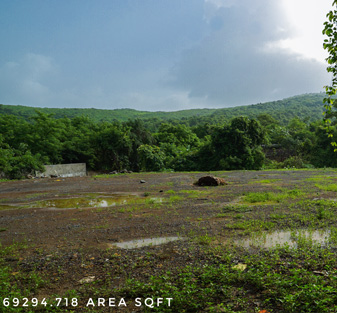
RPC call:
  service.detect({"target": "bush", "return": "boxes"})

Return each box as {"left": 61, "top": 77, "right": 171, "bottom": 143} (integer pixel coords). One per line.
{"left": 263, "top": 156, "right": 314, "bottom": 169}
{"left": 0, "top": 142, "right": 45, "bottom": 179}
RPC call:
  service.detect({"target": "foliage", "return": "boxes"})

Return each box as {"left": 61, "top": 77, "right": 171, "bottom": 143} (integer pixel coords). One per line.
{"left": 206, "top": 117, "right": 266, "bottom": 170}
{"left": 0, "top": 93, "right": 326, "bottom": 127}
{"left": 0, "top": 137, "right": 45, "bottom": 179}
{"left": 323, "top": 1, "right": 337, "bottom": 149}
{"left": 4, "top": 95, "right": 337, "bottom": 179}
{"left": 137, "top": 144, "right": 165, "bottom": 172}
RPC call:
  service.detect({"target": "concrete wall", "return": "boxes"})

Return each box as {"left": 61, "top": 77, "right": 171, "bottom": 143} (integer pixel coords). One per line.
{"left": 36, "top": 163, "right": 87, "bottom": 178}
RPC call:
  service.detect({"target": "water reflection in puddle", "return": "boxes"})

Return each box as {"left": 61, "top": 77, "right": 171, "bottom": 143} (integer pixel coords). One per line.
{"left": 23, "top": 194, "right": 163, "bottom": 210}
{"left": 111, "top": 237, "right": 182, "bottom": 249}
{"left": 235, "top": 229, "right": 331, "bottom": 249}
{"left": 39, "top": 196, "right": 133, "bottom": 210}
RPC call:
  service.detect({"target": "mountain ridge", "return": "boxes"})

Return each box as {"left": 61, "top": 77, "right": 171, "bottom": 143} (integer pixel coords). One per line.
{"left": 0, "top": 92, "right": 326, "bottom": 125}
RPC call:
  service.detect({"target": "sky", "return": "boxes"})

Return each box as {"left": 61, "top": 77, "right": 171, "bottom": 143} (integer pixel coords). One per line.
{"left": 0, "top": 0, "right": 334, "bottom": 111}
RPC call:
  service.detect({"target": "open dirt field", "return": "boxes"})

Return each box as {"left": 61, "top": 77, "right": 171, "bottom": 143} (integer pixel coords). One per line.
{"left": 1, "top": 169, "right": 337, "bottom": 312}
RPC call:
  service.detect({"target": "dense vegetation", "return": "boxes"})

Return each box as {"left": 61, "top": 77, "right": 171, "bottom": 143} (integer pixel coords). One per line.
{"left": 0, "top": 93, "right": 325, "bottom": 126}
{"left": 0, "top": 93, "right": 336, "bottom": 179}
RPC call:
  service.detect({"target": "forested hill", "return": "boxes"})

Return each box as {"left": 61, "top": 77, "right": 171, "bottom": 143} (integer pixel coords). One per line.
{"left": 0, "top": 93, "right": 325, "bottom": 126}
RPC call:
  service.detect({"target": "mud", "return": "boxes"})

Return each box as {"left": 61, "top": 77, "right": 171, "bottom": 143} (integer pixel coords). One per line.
{"left": 1, "top": 169, "right": 336, "bottom": 311}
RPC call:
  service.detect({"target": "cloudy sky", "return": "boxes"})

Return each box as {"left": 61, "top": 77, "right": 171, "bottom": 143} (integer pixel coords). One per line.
{"left": 0, "top": 0, "right": 333, "bottom": 111}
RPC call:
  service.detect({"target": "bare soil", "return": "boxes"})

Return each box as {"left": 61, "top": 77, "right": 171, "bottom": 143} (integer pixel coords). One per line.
{"left": 0, "top": 170, "right": 333, "bottom": 311}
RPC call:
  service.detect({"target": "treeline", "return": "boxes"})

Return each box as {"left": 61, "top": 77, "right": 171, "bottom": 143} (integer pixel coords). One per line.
{"left": 0, "top": 110, "right": 336, "bottom": 179}
{"left": 0, "top": 93, "right": 325, "bottom": 127}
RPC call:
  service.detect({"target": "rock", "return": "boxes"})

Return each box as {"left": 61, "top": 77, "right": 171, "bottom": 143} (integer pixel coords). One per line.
{"left": 110, "top": 171, "right": 118, "bottom": 175}
{"left": 140, "top": 180, "right": 146, "bottom": 184}
{"left": 79, "top": 276, "right": 95, "bottom": 284}
{"left": 232, "top": 263, "right": 247, "bottom": 271}
{"left": 196, "top": 175, "right": 226, "bottom": 186}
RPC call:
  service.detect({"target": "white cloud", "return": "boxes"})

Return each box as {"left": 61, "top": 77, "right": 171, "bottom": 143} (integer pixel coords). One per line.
{"left": 277, "top": 0, "right": 331, "bottom": 62}
{"left": 169, "top": 0, "right": 331, "bottom": 107}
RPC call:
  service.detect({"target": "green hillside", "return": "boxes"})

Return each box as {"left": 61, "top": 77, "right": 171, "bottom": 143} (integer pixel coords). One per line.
{"left": 0, "top": 93, "right": 326, "bottom": 125}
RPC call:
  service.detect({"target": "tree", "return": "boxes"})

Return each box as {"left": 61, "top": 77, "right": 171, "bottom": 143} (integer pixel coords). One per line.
{"left": 60, "top": 116, "right": 97, "bottom": 167}
{"left": 153, "top": 123, "right": 201, "bottom": 170}
{"left": 124, "top": 119, "right": 155, "bottom": 171}
{"left": 0, "top": 136, "right": 45, "bottom": 179}
{"left": 137, "top": 144, "right": 165, "bottom": 172}
{"left": 323, "top": 1, "right": 337, "bottom": 149}
{"left": 26, "top": 111, "right": 65, "bottom": 164}
{"left": 195, "top": 117, "right": 266, "bottom": 171}
{"left": 91, "top": 122, "right": 132, "bottom": 171}
{"left": 154, "top": 123, "right": 200, "bottom": 147}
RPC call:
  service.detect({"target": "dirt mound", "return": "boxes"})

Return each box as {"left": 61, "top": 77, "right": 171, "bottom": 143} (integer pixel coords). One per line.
{"left": 196, "top": 175, "right": 226, "bottom": 186}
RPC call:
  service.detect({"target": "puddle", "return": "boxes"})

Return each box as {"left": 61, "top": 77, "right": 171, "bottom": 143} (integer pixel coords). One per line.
{"left": 21, "top": 194, "right": 165, "bottom": 210}
{"left": 24, "top": 194, "right": 142, "bottom": 210}
{"left": 110, "top": 237, "right": 182, "bottom": 249}
{"left": 3, "top": 193, "right": 164, "bottom": 210}
{"left": 40, "top": 197, "right": 132, "bottom": 210}
{"left": 235, "top": 229, "right": 331, "bottom": 249}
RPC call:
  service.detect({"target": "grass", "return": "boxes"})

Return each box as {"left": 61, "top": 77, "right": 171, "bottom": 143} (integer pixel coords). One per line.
{"left": 222, "top": 204, "right": 252, "bottom": 213}
{"left": 315, "top": 183, "right": 337, "bottom": 192}
{"left": 169, "top": 195, "right": 184, "bottom": 202}
{"left": 305, "top": 175, "right": 336, "bottom": 182}
{"left": 3, "top": 240, "right": 332, "bottom": 312}
{"left": 116, "top": 244, "right": 337, "bottom": 313}
{"left": 5, "top": 239, "right": 337, "bottom": 312}
{"left": 243, "top": 189, "right": 305, "bottom": 203}
{"left": 165, "top": 190, "right": 176, "bottom": 194}
{"left": 250, "top": 179, "right": 281, "bottom": 184}
{"left": 0, "top": 243, "right": 52, "bottom": 312}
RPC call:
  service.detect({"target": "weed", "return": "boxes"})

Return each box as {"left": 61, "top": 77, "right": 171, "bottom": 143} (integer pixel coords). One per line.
{"left": 222, "top": 204, "right": 252, "bottom": 213}
{"left": 180, "top": 190, "right": 200, "bottom": 194}
{"left": 269, "top": 213, "right": 287, "bottom": 220}
{"left": 234, "top": 214, "right": 244, "bottom": 219}
{"left": 315, "top": 183, "right": 337, "bottom": 192}
{"left": 215, "top": 213, "right": 227, "bottom": 218}
{"left": 316, "top": 206, "right": 326, "bottom": 220}
{"left": 145, "top": 198, "right": 156, "bottom": 205}
{"left": 193, "top": 233, "right": 215, "bottom": 245}
{"left": 166, "top": 190, "right": 176, "bottom": 194}
{"left": 169, "top": 195, "right": 184, "bottom": 202}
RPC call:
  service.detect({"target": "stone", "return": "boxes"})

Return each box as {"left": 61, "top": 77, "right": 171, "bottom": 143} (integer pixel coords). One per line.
{"left": 79, "top": 276, "right": 95, "bottom": 284}
{"left": 140, "top": 180, "right": 146, "bottom": 184}
{"left": 196, "top": 175, "right": 226, "bottom": 186}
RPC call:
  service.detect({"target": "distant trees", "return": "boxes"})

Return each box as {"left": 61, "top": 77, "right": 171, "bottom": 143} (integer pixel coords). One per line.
{"left": 3, "top": 108, "right": 337, "bottom": 179}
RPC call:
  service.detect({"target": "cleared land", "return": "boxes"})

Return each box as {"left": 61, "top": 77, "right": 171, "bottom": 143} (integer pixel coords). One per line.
{"left": 1, "top": 169, "right": 337, "bottom": 312}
